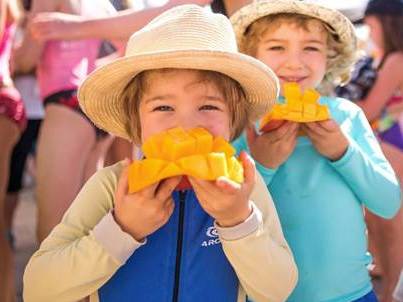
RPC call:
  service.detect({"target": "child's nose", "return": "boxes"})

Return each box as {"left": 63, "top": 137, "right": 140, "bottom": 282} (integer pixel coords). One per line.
{"left": 177, "top": 113, "right": 199, "bottom": 130}
{"left": 285, "top": 52, "right": 304, "bottom": 70}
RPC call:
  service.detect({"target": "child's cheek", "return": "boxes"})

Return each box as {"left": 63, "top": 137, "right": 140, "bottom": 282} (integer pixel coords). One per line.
{"left": 202, "top": 113, "right": 231, "bottom": 140}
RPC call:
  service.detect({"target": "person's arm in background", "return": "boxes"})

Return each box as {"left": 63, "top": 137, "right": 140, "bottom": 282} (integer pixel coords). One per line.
{"left": 0, "top": 0, "right": 7, "bottom": 38}
{"left": 30, "top": 0, "right": 212, "bottom": 42}
{"left": 356, "top": 53, "right": 403, "bottom": 121}
{"left": 11, "top": 0, "right": 57, "bottom": 73}
{"left": 1, "top": 0, "right": 21, "bottom": 42}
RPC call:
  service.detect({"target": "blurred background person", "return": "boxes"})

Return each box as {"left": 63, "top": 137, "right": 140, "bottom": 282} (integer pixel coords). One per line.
{"left": 0, "top": 0, "right": 24, "bottom": 301}
{"left": 5, "top": 0, "right": 43, "bottom": 256}
{"left": 13, "top": 0, "right": 116, "bottom": 242}
{"left": 335, "top": 1, "right": 403, "bottom": 301}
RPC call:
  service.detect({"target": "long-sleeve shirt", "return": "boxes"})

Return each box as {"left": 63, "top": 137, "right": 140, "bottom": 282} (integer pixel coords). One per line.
{"left": 23, "top": 161, "right": 298, "bottom": 302}
{"left": 233, "top": 96, "right": 401, "bottom": 302}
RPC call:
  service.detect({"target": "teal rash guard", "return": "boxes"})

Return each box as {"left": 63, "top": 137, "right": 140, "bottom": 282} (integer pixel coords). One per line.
{"left": 233, "top": 96, "right": 401, "bottom": 302}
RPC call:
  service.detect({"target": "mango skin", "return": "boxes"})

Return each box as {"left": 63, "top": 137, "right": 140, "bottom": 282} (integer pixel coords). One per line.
{"left": 260, "top": 120, "right": 286, "bottom": 133}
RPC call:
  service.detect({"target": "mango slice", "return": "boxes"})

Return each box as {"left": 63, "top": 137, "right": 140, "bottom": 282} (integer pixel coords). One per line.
{"left": 260, "top": 82, "right": 330, "bottom": 132}
{"left": 128, "top": 127, "right": 244, "bottom": 193}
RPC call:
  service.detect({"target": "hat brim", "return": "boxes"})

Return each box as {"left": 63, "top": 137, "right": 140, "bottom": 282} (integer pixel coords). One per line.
{"left": 231, "top": 0, "right": 356, "bottom": 52}
{"left": 78, "top": 50, "right": 279, "bottom": 140}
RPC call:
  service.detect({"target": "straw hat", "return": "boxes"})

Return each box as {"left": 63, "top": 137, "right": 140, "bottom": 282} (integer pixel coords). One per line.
{"left": 78, "top": 4, "right": 279, "bottom": 140}
{"left": 230, "top": 0, "right": 357, "bottom": 55}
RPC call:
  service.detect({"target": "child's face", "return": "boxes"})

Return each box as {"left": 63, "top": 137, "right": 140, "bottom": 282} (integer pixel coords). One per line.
{"left": 139, "top": 69, "right": 231, "bottom": 142}
{"left": 255, "top": 20, "right": 328, "bottom": 93}
{"left": 365, "top": 16, "right": 384, "bottom": 52}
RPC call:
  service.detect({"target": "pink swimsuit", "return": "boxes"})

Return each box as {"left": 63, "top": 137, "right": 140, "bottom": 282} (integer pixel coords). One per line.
{"left": 37, "top": 1, "right": 102, "bottom": 103}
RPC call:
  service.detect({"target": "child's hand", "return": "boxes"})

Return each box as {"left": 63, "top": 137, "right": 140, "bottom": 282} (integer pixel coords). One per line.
{"left": 246, "top": 122, "right": 299, "bottom": 169}
{"left": 302, "top": 120, "right": 349, "bottom": 161}
{"left": 188, "top": 152, "right": 255, "bottom": 227}
{"left": 114, "top": 162, "right": 181, "bottom": 242}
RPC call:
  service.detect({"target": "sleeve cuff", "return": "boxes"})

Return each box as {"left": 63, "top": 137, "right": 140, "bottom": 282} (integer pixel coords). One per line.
{"left": 92, "top": 212, "right": 146, "bottom": 264}
{"left": 329, "top": 139, "right": 357, "bottom": 168}
{"left": 214, "top": 203, "right": 262, "bottom": 241}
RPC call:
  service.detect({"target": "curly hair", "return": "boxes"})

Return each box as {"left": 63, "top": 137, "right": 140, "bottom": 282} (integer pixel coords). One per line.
{"left": 240, "top": 13, "right": 359, "bottom": 88}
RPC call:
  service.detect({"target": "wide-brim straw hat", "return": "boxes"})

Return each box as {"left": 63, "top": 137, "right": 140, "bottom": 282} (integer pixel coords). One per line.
{"left": 231, "top": 0, "right": 357, "bottom": 54}
{"left": 78, "top": 4, "right": 279, "bottom": 140}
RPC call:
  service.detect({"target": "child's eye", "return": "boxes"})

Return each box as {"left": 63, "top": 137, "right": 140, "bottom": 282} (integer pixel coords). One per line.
{"left": 200, "top": 104, "right": 219, "bottom": 111}
{"left": 304, "top": 46, "right": 320, "bottom": 52}
{"left": 267, "top": 46, "right": 284, "bottom": 51}
{"left": 152, "top": 105, "right": 173, "bottom": 112}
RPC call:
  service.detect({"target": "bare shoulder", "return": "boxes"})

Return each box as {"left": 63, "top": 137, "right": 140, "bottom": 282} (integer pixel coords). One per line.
{"left": 383, "top": 52, "right": 403, "bottom": 70}
{"left": 380, "top": 52, "right": 403, "bottom": 81}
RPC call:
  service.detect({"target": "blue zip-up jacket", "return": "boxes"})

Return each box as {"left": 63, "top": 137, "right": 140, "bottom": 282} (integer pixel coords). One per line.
{"left": 23, "top": 162, "right": 298, "bottom": 302}
{"left": 234, "top": 97, "right": 401, "bottom": 302}
{"left": 99, "top": 190, "right": 239, "bottom": 302}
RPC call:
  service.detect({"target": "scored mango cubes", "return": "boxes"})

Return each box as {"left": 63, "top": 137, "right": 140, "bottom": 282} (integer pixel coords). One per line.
{"left": 128, "top": 127, "right": 243, "bottom": 193}
{"left": 260, "top": 82, "right": 330, "bottom": 132}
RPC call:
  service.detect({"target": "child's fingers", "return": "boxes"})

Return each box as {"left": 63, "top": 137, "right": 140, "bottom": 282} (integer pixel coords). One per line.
{"left": 115, "top": 159, "right": 131, "bottom": 203}
{"left": 269, "top": 121, "right": 296, "bottom": 141}
{"left": 188, "top": 177, "right": 215, "bottom": 195}
{"left": 188, "top": 177, "right": 210, "bottom": 206}
{"left": 155, "top": 176, "right": 182, "bottom": 201}
{"left": 239, "top": 151, "right": 256, "bottom": 189}
{"left": 289, "top": 122, "right": 300, "bottom": 132}
{"left": 304, "top": 122, "right": 327, "bottom": 137}
{"left": 164, "top": 198, "right": 175, "bottom": 218}
{"left": 284, "top": 123, "right": 300, "bottom": 139}
{"left": 317, "top": 119, "right": 339, "bottom": 132}
{"left": 138, "top": 181, "right": 161, "bottom": 200}
{"left": 216, "top": 176, "right": 241, "bottom": 194}
{"left": 302, "top": 124, "right": 320, "bottom": 141}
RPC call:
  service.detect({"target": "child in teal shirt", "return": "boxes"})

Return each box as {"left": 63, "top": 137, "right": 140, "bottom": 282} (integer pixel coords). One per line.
{"left": 231, "top": 1, "right": 401, "bottom": 301}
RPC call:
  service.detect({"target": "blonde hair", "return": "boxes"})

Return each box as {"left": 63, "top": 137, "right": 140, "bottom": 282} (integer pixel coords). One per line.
{"left": 122, "top": 69, "right": 249, "bottom": 145}
{"left": 241, "top": 13, "right": 358, "bottom": 87}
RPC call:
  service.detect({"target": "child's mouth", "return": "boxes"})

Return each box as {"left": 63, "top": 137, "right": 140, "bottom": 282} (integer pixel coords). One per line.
{"left": 279, "top": 76, "right": 307, "bottom": 83}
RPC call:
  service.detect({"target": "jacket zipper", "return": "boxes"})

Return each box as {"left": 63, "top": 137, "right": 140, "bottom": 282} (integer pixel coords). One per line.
{"left": 172, "top": 191, "right": 186, "bottom": 302}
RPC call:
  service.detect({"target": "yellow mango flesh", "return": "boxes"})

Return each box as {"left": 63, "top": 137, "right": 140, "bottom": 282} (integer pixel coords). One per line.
{"left": 128, "top": 127, "right": 244, "bottom": 193}
{"left": 188, "top": 127, "right": 213, "bottom": 154}
{"left": 212, "top": 137, "right": 235, "bottom": 157}
{"left": 260, "top": 82, "right": 330, "bottom": 131}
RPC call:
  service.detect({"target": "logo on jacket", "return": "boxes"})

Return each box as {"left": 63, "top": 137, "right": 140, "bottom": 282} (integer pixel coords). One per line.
{"left": 201, "top": 226, "right": 221, "bottom": 247}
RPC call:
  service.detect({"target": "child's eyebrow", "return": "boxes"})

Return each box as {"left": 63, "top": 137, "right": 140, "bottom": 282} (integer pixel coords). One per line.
{"left": 144, "top": 94, "right": 175, "bottom": 103}
{"left": 262, "top": 38, "right": 325, "bottom": 44}
{"left": 302, "top": 39, "right": 326, "bottom": 45}
{"left": 203, "top": 95, "right": 225, "bottom": 101}
{"left": 262, "top": 38, "right": 287, "bottom": 43}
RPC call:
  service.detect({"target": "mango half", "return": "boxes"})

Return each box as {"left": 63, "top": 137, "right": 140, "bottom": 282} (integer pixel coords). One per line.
{"left": 260, "top": 82, "right": 330, "bottom": 132}
{"left": 128, "top": 127, "right": 244, "bottom": 193}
